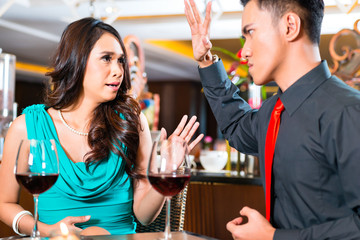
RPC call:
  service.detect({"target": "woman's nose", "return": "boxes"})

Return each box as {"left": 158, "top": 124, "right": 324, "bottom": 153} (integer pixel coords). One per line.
{"left": 112, "top": 61, "right": 123, "bottom": 78}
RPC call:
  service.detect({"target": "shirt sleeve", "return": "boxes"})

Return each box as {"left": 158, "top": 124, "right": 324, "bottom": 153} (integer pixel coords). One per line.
{"left": 198, "top": 60, "right": 259, "bottom": 154}
{"left": 274, "top": 104, "right": 360, "bottom": 240}
{"left": 274, "top": 214, "right": 360, "bottom": 240}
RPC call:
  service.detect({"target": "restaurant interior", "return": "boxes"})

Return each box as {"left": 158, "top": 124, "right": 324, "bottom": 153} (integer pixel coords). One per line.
{"left": 0, "top": 0, "right": 359, "bottom": 239}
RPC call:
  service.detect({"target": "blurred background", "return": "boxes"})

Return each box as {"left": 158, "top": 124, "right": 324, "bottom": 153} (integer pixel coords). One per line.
{"left": 0, "top": 0, "right": 359, "bottom": 142}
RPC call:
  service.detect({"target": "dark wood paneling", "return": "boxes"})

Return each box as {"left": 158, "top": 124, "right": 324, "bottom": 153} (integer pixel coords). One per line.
{"left": 184, "top": 182, "right": 265, "bottom": 240}
{"left": 148, "top": 81, "right": 205, "bottom": 136}
{"left": 15, "top": 80, "right": 45, "bottom": 116}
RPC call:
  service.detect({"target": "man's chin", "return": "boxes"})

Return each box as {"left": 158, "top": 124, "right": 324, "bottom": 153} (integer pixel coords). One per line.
{"left": 252, "top": 77, "right": 274, "bottom": 86}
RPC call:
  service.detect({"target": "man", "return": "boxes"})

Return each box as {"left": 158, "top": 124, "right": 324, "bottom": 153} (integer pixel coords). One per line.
{"left": 184, "top": 0, "right": 360, "bottom": 239}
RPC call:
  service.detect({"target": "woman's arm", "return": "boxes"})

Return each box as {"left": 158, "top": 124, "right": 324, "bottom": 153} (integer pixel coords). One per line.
{"left": 132, "top": 112, "right": 164, "bottom": 225}
{"left": 0, "top": 115, "right": 36, "bottom": 235}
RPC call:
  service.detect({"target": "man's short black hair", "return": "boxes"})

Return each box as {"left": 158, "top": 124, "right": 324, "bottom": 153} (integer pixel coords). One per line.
{"left": 240, "top": 0, "right": 324, "bottom": 44}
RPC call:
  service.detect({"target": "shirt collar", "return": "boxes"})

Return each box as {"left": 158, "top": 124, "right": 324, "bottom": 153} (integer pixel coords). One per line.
{"left": 277, "top": 60, "right": 332, "bottom": 116}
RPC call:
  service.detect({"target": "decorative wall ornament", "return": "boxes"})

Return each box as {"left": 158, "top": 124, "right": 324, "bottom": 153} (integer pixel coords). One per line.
{"left": 329, "top": 19, "right": 360, "bottom": 82}
{"left": 124, "top": 35, "right": 160, "bottom": 130}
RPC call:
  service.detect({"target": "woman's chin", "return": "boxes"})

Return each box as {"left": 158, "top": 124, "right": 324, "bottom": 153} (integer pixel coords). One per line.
{"left": 80, "top": 226, "right": 111, "bottom": 236}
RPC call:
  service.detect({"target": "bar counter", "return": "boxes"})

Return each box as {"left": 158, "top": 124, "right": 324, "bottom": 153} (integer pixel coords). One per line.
{"left": 190, "top": 170, "right": 263, "bottom": 185}
{"left": 184, "top": 169, "right": 265, "bottom": 240}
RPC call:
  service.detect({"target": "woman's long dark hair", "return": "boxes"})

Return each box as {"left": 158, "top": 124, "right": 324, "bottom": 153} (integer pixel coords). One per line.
{"left": 44, "top": 17, "right": 142, "bottom": 179}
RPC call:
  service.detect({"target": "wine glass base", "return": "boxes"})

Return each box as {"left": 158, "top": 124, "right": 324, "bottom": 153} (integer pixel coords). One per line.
{"left": 31, "top": 229, "right": 40, "bottom": 238}
{"left": 20, "top": 237, "right": 41, "bottom": 240}
{"left": 153, "top": 237, "right": 172, "bottom": 240}
{"left": 155, "top": 232, "right": 172, "bottom": 240}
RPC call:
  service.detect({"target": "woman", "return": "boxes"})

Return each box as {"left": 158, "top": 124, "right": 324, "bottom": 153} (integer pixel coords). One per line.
{"left": 0, "top": 17, "right": 203, "bottom": 237}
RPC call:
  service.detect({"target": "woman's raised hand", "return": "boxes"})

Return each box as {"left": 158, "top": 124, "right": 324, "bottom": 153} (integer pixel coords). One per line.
{"left": 184, "top": 0, "right": 213, "bottom": 62}
{"left": 161, "top": 115, "right": 203, "bottom": 151}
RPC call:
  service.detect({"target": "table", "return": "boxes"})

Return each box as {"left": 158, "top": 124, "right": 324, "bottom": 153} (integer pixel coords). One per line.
{"left": 83, "top": 231, "right": 218, "bottom": 240}
{"left": 0, "top": 231, "right": 218, "bottom": 240}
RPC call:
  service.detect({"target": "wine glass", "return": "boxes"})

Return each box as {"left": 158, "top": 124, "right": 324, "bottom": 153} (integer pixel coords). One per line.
{"left": 147, "top": 136, "right": 191, "bottom": 240}
{"left": 14, "top": 139, "right": 59, "bottom": 238}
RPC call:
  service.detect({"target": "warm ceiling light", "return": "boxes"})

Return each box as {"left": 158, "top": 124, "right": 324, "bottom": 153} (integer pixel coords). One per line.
{"left": 334, "top": 0, "right": 358, "bottom": 13}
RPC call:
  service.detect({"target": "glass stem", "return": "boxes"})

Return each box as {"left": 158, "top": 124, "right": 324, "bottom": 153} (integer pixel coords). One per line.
{"left": 164, "top": 197, "right": 171, "bottom": 240}
{"left": 31, "top": 194, "right": 40, "bottom": 238}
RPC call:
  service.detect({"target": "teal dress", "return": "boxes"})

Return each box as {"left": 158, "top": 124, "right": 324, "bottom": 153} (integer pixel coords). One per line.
{"left": 23, "top": 104, "right": 136, "bottom": 234}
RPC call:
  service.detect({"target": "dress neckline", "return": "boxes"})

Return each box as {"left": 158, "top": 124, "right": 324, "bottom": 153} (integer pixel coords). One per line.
{"left": 43, "top": 106, "right": 85, "bottom": 165}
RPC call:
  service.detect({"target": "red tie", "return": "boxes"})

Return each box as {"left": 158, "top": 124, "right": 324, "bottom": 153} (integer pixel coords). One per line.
{"left": 265, "top": 98, "right": 284, "bottom": 222}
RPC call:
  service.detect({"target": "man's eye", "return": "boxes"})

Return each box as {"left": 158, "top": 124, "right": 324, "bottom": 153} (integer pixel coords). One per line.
{"left": 102, "top": 55, "right": 111, "bottom": 62}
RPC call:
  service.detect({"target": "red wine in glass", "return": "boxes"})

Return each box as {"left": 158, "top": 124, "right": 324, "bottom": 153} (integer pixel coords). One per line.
{"left": 14, "top": 139, "right": 59, "bottom": 239}
{"left": 147, "top": 137, "right": 191, "bottom": 240}
{"left": 148, "top": 173, "right": 190, "bottom": 197}
{"left": 16, "top": 173, "right": 59, "bottom": 195}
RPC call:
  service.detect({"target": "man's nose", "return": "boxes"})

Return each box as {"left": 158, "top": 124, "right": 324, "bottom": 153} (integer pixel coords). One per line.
{"left": 241, "top": 42, "right": 251, "bottom": 60}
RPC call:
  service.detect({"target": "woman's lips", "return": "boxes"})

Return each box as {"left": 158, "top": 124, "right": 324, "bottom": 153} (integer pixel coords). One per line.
{"left": 105, "top": 82, "right": 120, "bottom": 90}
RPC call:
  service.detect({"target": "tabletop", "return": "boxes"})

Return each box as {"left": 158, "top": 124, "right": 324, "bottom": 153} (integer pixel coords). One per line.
{"left": 0, "top": 231, "right": 219, "bottom": 240}
{"left": 83, "top": 231, "right": 218, "bottom": 240}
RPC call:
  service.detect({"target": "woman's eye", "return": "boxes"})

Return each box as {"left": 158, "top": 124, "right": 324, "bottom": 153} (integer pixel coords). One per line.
{"left": 248, "top": 29, "right": 254, "bottom": 35}
{"left": 118, "top": 56, "right": 126, "bottom": 64}
{"left": 102, "top": 55, "right": 111, "bottom": 62}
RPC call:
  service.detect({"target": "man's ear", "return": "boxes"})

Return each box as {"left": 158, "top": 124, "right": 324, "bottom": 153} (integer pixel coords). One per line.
{"left": 282, "top": 12, "right": 301, "bottom": 42}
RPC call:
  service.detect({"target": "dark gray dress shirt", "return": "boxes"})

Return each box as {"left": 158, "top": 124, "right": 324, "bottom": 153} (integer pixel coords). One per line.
{"left": 198, "top": 60, "right": 360, "bottom": 240}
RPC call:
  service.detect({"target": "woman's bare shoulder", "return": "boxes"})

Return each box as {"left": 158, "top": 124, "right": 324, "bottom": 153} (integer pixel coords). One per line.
{"left": 139, "top": 111, "right": 149, "bottom": 127}
{"left": 6, "top": 115, "right": 27, "bottom": 140}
